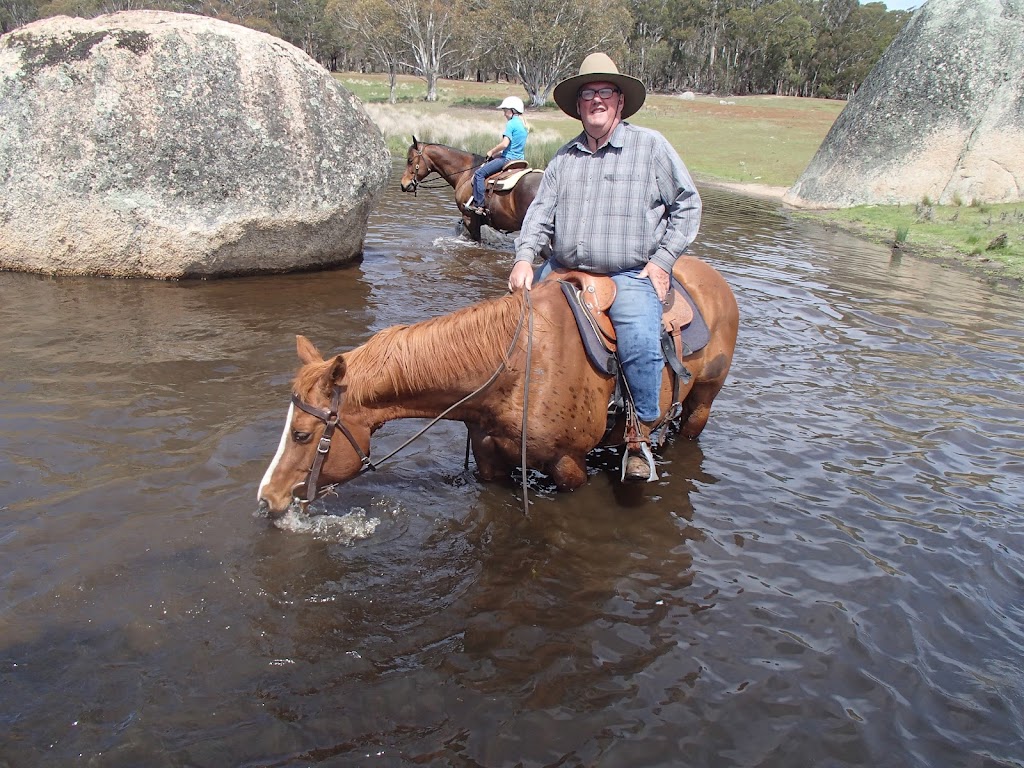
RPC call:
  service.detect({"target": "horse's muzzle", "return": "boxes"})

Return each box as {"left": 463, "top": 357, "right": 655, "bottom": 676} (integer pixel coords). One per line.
{"left": 257, "top": 495, "right": 293, "bottom": 520}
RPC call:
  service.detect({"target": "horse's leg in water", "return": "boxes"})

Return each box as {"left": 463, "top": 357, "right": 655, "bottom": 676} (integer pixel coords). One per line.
{"left": 679, "top": 378, "right": 725, "bottom": 438}
{"left": 468, "top": 431, "right": 509, "bottom": 482}
{"left": 549, "top": 454, "right": 588, "bottom": 491}
{"left": 463, "top": 214, "right": 482, "bottom": 242}
{"left": 469, "top": 430, "right": 586, "bottom": 490}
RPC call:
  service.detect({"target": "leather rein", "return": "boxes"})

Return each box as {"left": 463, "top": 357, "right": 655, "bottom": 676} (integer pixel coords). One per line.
{"left": 288, "top": 292, "right": 534, "bottom": 511}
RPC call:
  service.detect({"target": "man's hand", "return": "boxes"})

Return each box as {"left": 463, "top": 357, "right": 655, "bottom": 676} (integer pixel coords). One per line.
{"left": 508, "top": 260, "right": 534, "bottom": 293}
{"left": 639, "top": 261, "right": 671, "bottom": 303}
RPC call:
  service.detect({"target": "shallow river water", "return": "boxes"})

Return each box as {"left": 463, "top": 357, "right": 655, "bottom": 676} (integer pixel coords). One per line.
{"left": 1, "top": 166, "right": 1023, "bottom": 767}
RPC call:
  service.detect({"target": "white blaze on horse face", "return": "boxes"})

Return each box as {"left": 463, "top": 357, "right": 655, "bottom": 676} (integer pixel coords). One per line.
{"left": 258, "top": 402, "right": 295, "bottom": 501}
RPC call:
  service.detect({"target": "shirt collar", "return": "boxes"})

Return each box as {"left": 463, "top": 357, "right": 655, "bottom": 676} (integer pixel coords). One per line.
{"left": 571, "top": 121, "right": 628, "bottom": 154}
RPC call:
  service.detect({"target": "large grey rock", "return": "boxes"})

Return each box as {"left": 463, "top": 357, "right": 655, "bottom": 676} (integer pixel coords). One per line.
{"left": 785, "top": 0, "right": 1024, "bottom": 209}
{"left": 0, "top": 11, "right": 390, "bottom": 278}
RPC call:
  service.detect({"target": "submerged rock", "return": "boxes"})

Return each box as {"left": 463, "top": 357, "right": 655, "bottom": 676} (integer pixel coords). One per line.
{"left": 0, "top": 11, "right": 390, "bottom": 278}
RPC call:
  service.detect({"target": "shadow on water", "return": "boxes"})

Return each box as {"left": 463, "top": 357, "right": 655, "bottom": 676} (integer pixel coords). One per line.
{"left": 1, "top": 168, "right": 1023, "bottom": 766}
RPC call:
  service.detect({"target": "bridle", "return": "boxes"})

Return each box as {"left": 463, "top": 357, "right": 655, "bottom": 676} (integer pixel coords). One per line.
{"left": 405, "top": 144, "right": 487, "bottom": 195}
{"left": 289, "top": 387, "right": 374, "bottom": 505}
{"left": 405, "top": 145, "right": 431, "bottom": 195}
{"left": 284, "top": 291, "right": 536, "bottom": 512}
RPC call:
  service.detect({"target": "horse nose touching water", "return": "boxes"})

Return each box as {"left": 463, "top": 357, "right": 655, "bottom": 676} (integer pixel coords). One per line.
{"left": 256, "top": 258, "right": 738, "bottom": 518}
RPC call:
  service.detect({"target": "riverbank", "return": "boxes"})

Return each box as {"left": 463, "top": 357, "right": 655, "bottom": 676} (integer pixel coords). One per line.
{"left": 700, "top": 178, "right": 1023, "bottom": 286}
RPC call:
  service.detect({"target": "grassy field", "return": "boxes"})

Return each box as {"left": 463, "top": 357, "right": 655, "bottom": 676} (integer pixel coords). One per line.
{"left": 338, "top": 72, "right": 1023, "bottom": 283}
{"left": 341, "top": 72, "right": 841, "bottom": 187}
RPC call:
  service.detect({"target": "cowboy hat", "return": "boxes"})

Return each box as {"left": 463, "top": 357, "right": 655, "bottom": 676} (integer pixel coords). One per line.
{"left": 552, "top": 52, "right": 646, "bottom": 120}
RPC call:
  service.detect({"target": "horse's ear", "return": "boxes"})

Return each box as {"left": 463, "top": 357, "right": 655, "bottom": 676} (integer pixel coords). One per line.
{"left": 412, "top": 135, "right": 419, "bottom": 149}
{"left": 315, "top": 354, "right": 346, "bottom": 399}
{"left": 296, "top": 335, "right": 323, "bottom": 364}
{"left": 327, "top": 354, "right": 346, "bottom": 385}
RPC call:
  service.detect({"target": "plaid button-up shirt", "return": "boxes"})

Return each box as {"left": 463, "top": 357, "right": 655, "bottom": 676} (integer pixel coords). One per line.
{"left": 514, "top": 122, "right": 701, "bottom": 275}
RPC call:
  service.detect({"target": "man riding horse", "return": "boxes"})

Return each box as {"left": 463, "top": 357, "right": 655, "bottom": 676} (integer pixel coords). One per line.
{"left": 508, "top": 53, "right": 704, "bottom": 482}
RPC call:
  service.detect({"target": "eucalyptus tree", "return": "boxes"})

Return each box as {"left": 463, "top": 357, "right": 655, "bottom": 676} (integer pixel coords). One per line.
{"left": 394, "top": 0, "right": 480, "bottom": 101}
{"left": 329, "top": 0, "right": 404, "bottom": 100}
{"left": 488, "top": 0, "right": 631, "bottom": 108}
{"left": 816, "top": 0, "right": 907, "bottom": 97}
{"left": 624, "top": 0, "right": 675, "bottom": 88}
{"left": 721, "top": 0, "right": 815, "bottom": 94}
{"left": 1, "top": 0, "right": 39, "bottom": 32}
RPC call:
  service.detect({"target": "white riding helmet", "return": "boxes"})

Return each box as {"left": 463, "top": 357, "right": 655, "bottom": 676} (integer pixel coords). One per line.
{"left": 498, "top": 96, "right": 525, "bottom": 114}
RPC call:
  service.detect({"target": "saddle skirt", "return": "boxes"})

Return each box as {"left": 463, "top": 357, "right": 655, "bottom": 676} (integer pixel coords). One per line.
{"left": 546, "top": 269, "right": 708, "bottom": 377}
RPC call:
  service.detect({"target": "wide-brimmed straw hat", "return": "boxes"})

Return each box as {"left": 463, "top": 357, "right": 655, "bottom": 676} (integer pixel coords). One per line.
{"left": 552, "top": 52, "right": 646, "bottom": 120}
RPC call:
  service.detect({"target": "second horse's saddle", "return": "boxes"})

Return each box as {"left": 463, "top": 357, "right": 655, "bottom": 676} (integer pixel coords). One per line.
{"left": 485, "top": 160, "right": 540, "bottom": 193}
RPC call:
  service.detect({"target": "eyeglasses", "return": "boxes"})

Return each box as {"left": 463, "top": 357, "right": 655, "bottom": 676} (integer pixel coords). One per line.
{"left": 578, "top": 87, "right": 620, "bottom": 101}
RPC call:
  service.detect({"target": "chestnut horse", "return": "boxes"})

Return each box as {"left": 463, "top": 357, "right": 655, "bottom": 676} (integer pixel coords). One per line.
{"left": 257, "top": 256, "right": 738, "bottom": 518}
{"left": 399, "top": 137, "right": 542, "bottom": 242}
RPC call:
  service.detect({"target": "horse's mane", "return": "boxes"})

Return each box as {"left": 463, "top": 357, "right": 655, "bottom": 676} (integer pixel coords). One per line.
{"left": 313, "top": 292, "right": 526, "bottom": 407}
{"left": 426, "top": 142, "right": 486, "bottom": 166}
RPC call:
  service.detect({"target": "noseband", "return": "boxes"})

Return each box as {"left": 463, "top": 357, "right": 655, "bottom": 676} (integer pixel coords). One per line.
{"left": 290, "top": 386, "right": 374, "bottom": 505}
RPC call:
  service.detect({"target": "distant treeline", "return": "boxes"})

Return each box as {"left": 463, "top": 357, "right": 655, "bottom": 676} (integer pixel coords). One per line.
{"left": 1, "top": 0, "right": 910, "bottom": 103}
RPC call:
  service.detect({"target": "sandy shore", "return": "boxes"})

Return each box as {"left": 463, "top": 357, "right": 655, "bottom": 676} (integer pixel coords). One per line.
{"left": 700, "top": 179, "right": 790, "bottom": 201}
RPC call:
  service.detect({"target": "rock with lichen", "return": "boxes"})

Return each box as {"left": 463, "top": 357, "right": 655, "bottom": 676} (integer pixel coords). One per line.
{"left": 0, "top": 11, "right": 390, "bottom": 278}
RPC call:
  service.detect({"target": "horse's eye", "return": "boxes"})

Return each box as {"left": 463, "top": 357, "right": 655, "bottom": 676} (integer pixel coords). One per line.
{"left": 292, "top": 431, "right": 313, "bottom": 443}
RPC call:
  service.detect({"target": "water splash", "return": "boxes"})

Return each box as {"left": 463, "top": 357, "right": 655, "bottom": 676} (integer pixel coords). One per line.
{"left": 271, "top": 506, "right": 381, "bottom": 544}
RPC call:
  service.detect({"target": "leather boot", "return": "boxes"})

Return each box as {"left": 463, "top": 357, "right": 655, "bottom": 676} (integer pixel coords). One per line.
{"left": 624, "top": 452, "right": 652, "bottom": 482}
{"left": 622, "top": 421, "right": 657, "bottom": 482}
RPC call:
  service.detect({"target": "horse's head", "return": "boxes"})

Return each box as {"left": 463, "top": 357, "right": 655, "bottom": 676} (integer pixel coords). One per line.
{"left": 400, "top": 135, "right": 431, "bottom": 192}
{"left": 257, "top": 335, "right": 372, "bottom": 518}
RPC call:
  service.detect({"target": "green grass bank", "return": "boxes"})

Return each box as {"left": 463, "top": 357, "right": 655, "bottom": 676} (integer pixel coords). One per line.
{"left": 339, "top": 72, "right": 1023, "bottom": 284}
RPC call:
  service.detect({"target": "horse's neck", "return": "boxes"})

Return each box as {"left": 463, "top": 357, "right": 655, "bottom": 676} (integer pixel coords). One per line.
{"left": 429, "top": 146, "right": 478, "bottom": 188}
{"left": 345, "top": 295, "right": 521, "bottom": 420}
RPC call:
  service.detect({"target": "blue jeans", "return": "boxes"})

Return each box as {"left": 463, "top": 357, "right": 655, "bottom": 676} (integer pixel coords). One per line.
{"left": 535, "top": 263, "right": 663, "bottom": 422}
{"left": 472, "top": 157, "right": 507, "bottom": 206}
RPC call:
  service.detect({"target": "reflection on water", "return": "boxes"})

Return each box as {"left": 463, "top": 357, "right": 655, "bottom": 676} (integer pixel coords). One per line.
{"left": 1, "top": 167, "right": 1023, "bottom": 767}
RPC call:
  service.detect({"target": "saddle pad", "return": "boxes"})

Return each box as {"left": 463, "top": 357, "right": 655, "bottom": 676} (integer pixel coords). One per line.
{"left": 559, "top": 281, "right": 617, "bottom": 376}
{"left": 488, "top": 168, "right": 540, "bottom": 192}
{"left": 672, "top": 276, "right": 710, "bottom": 355}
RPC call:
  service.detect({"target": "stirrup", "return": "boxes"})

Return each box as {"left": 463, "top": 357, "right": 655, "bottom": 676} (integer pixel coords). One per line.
{"left": 621, "top": 443, "right": 657, "bottom": 483}
{"left": 621, "top": 405, "right": 658, "bottom": 483}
